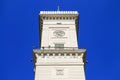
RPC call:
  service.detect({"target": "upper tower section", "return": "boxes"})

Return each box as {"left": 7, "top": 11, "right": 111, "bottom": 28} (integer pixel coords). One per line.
{"left": 39, "top": 11, "right": 79, "bottom": 48}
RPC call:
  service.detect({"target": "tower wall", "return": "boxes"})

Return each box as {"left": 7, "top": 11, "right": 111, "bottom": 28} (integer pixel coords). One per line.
{"left": 35, "top": 66, "right": 85, "bottom": 80}
{"left": 41, "top": 20, "right": 78, "bottom": 48}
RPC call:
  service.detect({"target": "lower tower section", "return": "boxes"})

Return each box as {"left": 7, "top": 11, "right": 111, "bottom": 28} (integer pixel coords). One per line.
{"left": 33, "top": 48, "right": 86, "bottom": 80}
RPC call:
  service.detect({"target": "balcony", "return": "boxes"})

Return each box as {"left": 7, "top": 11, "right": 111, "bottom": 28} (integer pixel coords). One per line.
{"left": 33, "top": 47, "right": 86, "bottom": 54}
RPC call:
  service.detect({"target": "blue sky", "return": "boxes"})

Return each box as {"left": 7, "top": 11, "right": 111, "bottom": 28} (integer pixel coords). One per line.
{"left": 0, "top": 0, "right": 119, "bottom": 80}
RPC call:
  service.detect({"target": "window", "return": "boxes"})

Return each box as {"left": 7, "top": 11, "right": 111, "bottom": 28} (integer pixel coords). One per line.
{"left": 55, "top": 44, "right": 64, "bottom": 50}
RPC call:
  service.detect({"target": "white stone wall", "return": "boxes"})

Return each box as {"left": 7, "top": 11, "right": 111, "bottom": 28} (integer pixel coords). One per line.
{"left": 41, "top": 20, "right": 78, "bottom": 48}
{"left": 35, "top": 53, "right": 85, "bottom": 80}
{"left": 35, "top": 66, "right": 85, "bottom": 80}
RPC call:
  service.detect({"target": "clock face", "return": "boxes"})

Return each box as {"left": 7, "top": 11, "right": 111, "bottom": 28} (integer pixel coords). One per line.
{"left": 53, "top": 30, "right": 65, "bottom": 37}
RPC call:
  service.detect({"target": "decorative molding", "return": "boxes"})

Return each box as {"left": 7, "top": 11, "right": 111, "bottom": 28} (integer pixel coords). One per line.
{"left": 35, "top": 63, "right": 84, "bottom": 66}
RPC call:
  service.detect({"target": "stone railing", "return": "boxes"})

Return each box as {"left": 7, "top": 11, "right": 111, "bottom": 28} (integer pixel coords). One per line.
{"left": 33, "top": 46, "right": 86, "bottom": 54}
{"left": 33, "top": 46, "right": 78, "bottom": 50}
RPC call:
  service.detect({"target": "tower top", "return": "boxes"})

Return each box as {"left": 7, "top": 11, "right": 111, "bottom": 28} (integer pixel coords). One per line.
{"left": 40, "top": 11, "right": 78, "bottom": 15}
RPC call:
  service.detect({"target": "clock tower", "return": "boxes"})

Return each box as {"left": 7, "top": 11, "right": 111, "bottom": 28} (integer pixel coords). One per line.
{"left": 33, "top": 11, "right": 86, "bottom": 80}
